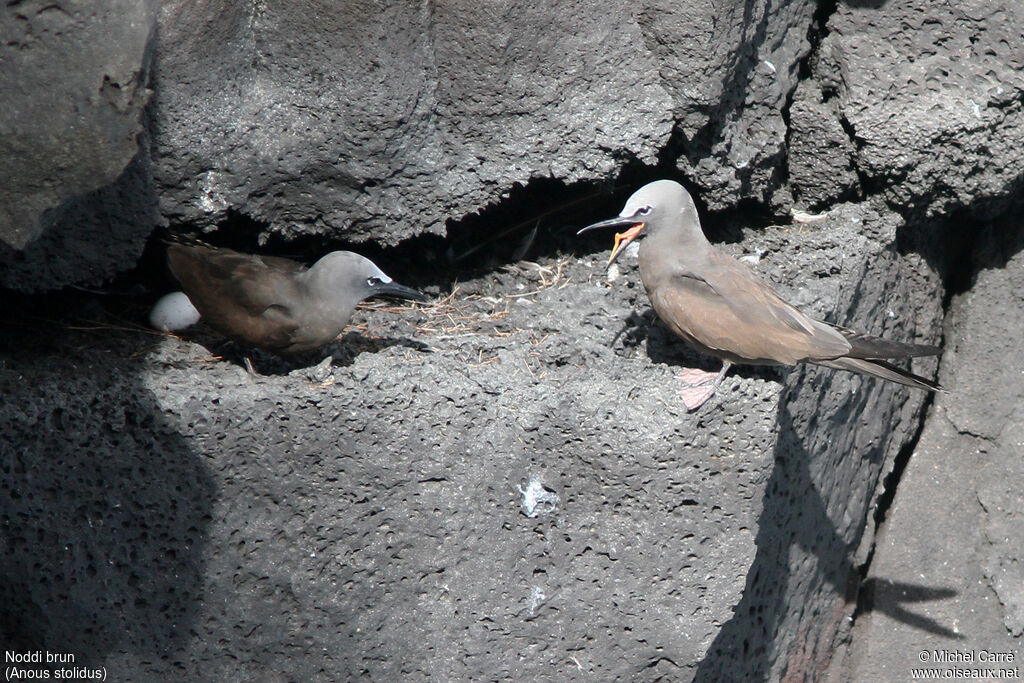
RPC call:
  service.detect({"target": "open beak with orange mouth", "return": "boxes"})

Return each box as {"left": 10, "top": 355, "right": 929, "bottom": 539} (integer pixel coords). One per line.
{"left": 576, "top": 212, "right": 648, "bottom": 265}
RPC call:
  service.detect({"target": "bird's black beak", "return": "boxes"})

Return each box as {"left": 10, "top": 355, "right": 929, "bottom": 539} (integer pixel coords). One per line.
{"left": 577, "top": 214, "right": 647, "bottom": 265}
{"left": 372, "top": 281, "right": 430, "bottom": 303}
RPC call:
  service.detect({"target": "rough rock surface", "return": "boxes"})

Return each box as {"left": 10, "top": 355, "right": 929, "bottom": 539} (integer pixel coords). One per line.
{"left": 0, "top": 204, "right": 940, "bottom": 679}
{"left": 3, "top": 0, "right": 1024, "bottom": 679}
{"left": 0, "top": 0, "right": 158, "bottom": 289}
{"left": 787, "top": 79, "right": 859, "bottom": 211}
{"left": 151, "top": 0, "right": 815, "bottom": 245}
{"left": 152, "top": 0, "right": 671, "bottom": 244}
{"left": 815, "top": 0, "right": 1024, "bottom": 219}
{"left": 0, "top": 0, "right": 826, "bottom": 279}
{"left": 839, "top": 218, "right": 1024, "bottom": 681}
{"left": 642, "top": 0, "right": 817, "bottom": 212}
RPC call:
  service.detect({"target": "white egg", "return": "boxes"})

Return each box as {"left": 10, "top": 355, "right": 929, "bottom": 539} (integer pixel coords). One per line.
{"left": 150, "top": 291, "right": 200, "bottom": 331}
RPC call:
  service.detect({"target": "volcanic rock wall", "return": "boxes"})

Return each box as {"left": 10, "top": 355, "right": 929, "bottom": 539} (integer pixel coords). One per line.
{"left": 1, "top": 0, "right": 1021, "bottom": 680}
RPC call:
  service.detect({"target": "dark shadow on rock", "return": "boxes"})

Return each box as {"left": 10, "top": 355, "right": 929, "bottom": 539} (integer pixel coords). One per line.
{"left": 857, "top": 578, "right": 961, "bottom": 640}
{"left": 181, "top": 330, "right": 431, "bottom": 376}
{"left": 609, "top": 310, "right": 651, "bottom": 354}
{"left": 163, "top": 166, "right": 683, "bottom": 303}
{"left": 897, "top": 176, "right": 1024, "bottom": 302}
{"left": 0, "top": 321, "right": 215, "bottom": 667}
{"left": 693, "top": 365, "right": 959, "bottom": 680}
{"left": 329, "top": 332, "right": 432, "bottom": 360}
{"left": 0, "top": 141, "right": 158, "bottom": 293}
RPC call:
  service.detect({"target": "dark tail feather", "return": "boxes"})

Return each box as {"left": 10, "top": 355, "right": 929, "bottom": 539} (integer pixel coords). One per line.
{"left": 830, "top": 325, "right": 942, "bottom": 359}
{"left": 816, "top": 356, "right": 944, "bottom": 392}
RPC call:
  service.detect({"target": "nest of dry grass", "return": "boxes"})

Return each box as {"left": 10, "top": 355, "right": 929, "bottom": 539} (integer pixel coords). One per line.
{"left": 356, "top": 255, "right": 574, "bottom": 339}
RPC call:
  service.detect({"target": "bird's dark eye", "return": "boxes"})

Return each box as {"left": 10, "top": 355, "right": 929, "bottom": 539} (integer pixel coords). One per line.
{"left": 636, "top": 206, "right": 652, "bottom": 216}
{"left": 366, "top": 277, "right": 383, "bottom": 287}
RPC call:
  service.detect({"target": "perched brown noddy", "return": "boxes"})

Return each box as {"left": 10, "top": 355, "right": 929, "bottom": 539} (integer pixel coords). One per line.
{"left": 578, "top": 180, "right": 942, "bottom": 410}
{"left": 166, "top": 241, "right": 427, "bottom": 357}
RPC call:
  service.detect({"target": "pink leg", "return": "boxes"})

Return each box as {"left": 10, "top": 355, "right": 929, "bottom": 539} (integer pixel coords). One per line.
{"left": 678, "top": 367, "right": 722, "bottom": 385}
{"left": 677, "top": 362, "right": 732, "bottom": 411}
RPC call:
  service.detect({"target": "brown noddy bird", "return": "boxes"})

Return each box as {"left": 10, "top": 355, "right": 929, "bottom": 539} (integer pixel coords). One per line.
{"left": 166, "top": 241, "right": 427, "bottom": 357}
{"left": 578, "top": 180, "right": 942, "bottom": 410}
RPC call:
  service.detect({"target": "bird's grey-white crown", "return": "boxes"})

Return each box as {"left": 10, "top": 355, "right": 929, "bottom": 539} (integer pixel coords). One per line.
{"left": 313, "top": 251, "right": 393, "bottom": 284}
{"left": 356, "top": 255, "right": 393, "bottom": 284}
{"left": 618, "top": 179, "right": 689, "bottom": 217}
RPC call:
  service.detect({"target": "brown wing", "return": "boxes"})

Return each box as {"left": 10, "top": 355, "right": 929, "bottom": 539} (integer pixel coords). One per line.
{"left": 648, "top": 253, "right": 851, "bottom": 365}
{"left": 167, "top": 244, "right": 306, "bottom": 351}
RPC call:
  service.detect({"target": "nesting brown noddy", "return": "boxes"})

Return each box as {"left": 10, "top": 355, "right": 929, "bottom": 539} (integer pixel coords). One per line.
{"left": 166, "top": 241, "right": 427, "bottom": 357}
{"left": 578, "top": 180, "right": 942, "bottom": 410}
